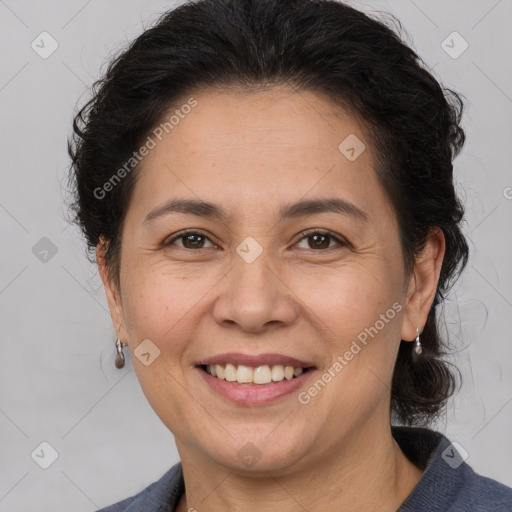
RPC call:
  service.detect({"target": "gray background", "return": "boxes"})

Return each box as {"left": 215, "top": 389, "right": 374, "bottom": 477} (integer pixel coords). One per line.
{"left": 0, "top": 0, "right": 511, "bottom": 510}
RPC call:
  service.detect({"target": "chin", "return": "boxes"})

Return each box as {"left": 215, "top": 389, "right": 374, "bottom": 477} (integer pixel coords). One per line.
{"left": 202, "top": 430, "right": 314, "bottom": 475}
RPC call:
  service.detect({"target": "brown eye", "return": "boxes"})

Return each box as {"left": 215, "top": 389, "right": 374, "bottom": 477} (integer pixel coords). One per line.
{"left": 295, "top": 230, "right": 346, "bottom": 250}
{"left": 164, "top": 231, "right": 215, "bottom": 250}
{"left": 181, "top": 233, "right": 206, "bottom": 249}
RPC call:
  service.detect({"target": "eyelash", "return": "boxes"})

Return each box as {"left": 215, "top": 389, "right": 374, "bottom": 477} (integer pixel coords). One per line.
{"left": 163, "top": 229, "right": 347, "bottom": 251}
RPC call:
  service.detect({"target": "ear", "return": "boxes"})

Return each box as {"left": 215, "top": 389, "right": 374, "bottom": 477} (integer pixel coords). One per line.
{"left": 401, "top": 227, "right": 445, "bottom": 341}
{"left": 96, "top": 237, "right": 129, "bottom": 343}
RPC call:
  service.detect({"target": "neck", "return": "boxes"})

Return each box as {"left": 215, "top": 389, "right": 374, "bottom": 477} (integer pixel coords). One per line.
{"left": 175, "top": 416, "right": 423, "bottom": 512}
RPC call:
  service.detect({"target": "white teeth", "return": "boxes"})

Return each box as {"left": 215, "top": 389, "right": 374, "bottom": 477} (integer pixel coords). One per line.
{"left": 253, "top": 365, "right": 272, "bottom": 384}
{"left": 236, "top": 365, "right": 253, "bottom": 383}
{"left": 224, "top": 363, "right": 237, "bottom": 382}
{"left": 204, "top": 363, "right": 308, "bottom": 384}
{"left": 271, "top": 365, "right": 285, "bottom": 381}
{"left": 284, "top": 366, "right": 294, "bottom": 380}
{"left": 215, "top": 364, "right": 225, "bottom": 379}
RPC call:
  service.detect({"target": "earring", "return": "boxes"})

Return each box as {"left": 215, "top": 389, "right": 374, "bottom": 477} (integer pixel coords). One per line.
{"left": 414, "top": 327, "right": 423, "bottom": 355}
{"left": 115, "top": 338, "right": 127, "bottom": 369}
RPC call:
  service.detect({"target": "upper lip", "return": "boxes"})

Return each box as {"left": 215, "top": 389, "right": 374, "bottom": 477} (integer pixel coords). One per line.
{"left": 197, "top": 352, "right": 315, "bottom": 368}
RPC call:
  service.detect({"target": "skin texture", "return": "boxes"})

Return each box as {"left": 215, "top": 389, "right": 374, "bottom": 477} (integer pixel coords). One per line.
{"left": 97, "top": 86, "right": 445, "bottom": 512}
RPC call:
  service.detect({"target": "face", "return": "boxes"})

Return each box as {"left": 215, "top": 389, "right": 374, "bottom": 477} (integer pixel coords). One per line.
{"left": 99, "top": 86, "right": 443, "bottom": 474}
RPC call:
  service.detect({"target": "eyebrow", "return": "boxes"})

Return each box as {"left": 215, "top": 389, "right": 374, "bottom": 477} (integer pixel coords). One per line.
{"left": 143, "top": 197, "right": 368, "bottom": 225}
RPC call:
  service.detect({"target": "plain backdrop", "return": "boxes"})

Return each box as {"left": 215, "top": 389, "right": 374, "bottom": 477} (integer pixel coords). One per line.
{"left": 0, "top": 0, "right": 511, "bottom": 510}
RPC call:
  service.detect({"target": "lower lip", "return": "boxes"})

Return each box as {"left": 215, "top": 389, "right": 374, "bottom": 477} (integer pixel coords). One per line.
{"left": 197, "top": 367, "right": 314, "bottom": 405}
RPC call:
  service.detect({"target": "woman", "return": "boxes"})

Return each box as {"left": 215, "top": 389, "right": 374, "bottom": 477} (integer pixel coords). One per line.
{"left": 67, "top": 0, "right": 512, "bottom": 510}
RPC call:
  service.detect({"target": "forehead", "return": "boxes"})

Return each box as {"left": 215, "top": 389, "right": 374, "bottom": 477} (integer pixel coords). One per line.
{"left": 169, "top": 86, "right": 366, "bottom": 168}
{"left": 126, "top": 86, "right": 394, "bottom": 227}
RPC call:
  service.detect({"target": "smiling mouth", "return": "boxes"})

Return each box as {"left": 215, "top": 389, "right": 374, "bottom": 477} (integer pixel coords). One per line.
{"left": 199, "top": 363, "right": 313, "bottom": 385}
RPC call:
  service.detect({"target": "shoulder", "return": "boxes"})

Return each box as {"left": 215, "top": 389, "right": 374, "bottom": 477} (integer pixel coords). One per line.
{"left": 95, "top": 462, "right": 184, "bottom": 512}
{"left": 393, "top": 426, "right": 512, "bottom": 512}
{"left": 451, "top": 467, "right": 512, "bottom": 512}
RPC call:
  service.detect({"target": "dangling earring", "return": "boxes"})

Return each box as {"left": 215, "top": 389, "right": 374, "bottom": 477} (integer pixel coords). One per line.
{"left": 414, "top": 327, "right": 423, "bottom": 355}
{"left": 115, "top": 338, "right": 127, "bottom": 369}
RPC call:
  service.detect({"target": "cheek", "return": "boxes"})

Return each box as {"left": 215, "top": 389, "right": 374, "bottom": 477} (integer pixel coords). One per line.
{"left": 120, "top": 264, "right": 202, "bottom": 352}
{"left": 289, "top": 261, "right": 402, "bottom": 394}
{"left": 289, "top": 259, "right": 400, "bottom": 337}
{"left": 119, "top": 267, "right": 205, "bottom": 427}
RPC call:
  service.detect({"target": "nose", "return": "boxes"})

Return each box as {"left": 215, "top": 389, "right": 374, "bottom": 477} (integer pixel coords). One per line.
{"left": 212, "top": 250, "right": 299, "bottom": 333}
